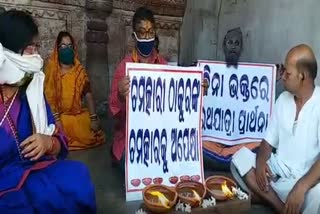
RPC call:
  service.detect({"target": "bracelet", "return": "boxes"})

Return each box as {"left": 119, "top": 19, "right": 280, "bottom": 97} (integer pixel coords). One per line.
{"left": 47, "top": 137, "right": 58, "bottom": 155}
{"left": 90, "top": 114, "right": 98, "bottom": 120}
{"left": 53, "top": 112, "right": 60, "bottom": 121}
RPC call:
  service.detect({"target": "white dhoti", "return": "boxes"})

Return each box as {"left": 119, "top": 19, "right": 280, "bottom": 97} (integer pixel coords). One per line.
{"left": 232, "top": 147, "right": 320, "bottom": 214}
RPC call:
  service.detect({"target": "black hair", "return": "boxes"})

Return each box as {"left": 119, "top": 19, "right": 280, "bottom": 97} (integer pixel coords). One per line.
{"left": 0, "top": 9, "right": 38, "bottom": 53}
{"left": 56, "top": 31, "right": 75, "bottom": 47}
{"left": 132, "top": 7, "right": 155, "bottom": 32}
{"left": 297, "top": 58, "right": 317, "bottom": 80}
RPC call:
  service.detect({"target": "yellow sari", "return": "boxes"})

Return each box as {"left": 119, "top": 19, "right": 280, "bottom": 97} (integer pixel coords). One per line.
{"left": 44, "top": 41, "right": 104, "bottom": 150}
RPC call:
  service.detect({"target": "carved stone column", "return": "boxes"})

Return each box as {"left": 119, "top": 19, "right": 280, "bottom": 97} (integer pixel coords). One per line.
{"left": 85, "top": 0, "right": 113, "bottom": 112}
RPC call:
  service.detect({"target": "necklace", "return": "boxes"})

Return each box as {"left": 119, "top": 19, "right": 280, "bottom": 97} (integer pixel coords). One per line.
{"left": 0, "top": 89, "right": 18, "bottom": 127}
{"left": 0, "top": 88, "right": 24, "bottom": 161}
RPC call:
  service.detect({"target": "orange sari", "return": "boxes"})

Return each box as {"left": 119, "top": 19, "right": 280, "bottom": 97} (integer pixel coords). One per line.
{"left": 203, "top": 141, "right": 260, "bottom": 158}
{"left": 44, "top": 41, "right": 104, "bottom": 150}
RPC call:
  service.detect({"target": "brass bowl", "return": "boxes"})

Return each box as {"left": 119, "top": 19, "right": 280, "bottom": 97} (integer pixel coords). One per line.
{"left": 175, "top": 180, "right": 206, "bottom": 207}
{"left": 143, "top": 184, "right": 177, "bottom": 213}
{"left": 205, "top": 175, "right": 237, "bottom": 201}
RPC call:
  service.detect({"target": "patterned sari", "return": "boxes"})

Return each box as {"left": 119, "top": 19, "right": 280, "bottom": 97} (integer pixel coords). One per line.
{"left": 0, "top": 91, "right": 96, "bottom": 213}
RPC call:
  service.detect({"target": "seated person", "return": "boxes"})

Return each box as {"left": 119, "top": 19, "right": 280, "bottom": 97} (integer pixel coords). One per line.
{"left": 232, "top": 44, "right": 320, "bottom": 214}
{"left": 109, "top": 7, "right": 208, "bottom": 173}
{"left": 0, "top": 10, "right": 96, "bottom": 213}
{"left": 109, "top": 7, "right": 167, "bottom": 172}
{"left": 44, "top": 31, "right": 104, "bottom": 150}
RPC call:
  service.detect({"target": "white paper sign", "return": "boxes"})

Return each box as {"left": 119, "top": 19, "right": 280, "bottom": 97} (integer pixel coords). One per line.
{"left": 199, "top": 60, "right": 276, "bottom": 146}
{"left": 125, "top": 63, "right": 204, "bottom": 201}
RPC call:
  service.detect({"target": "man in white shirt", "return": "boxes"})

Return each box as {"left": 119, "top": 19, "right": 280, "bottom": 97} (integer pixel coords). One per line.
{"left": 232, "top": 44, "right": 320, "bottom": 214}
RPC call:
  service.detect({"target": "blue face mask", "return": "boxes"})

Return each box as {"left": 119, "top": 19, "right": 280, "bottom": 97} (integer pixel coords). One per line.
{"left": 134, "top": 32, "right": 155, "bottom": 57}
{"left": 58, "top": 47, "right": 74, "bottom": 65}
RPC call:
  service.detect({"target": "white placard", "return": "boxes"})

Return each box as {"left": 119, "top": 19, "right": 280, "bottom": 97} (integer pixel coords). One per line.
{"left": 125, "top": 63, "right": 204, "bottom": 201}
{"left": 199, "top": 60, "right": 276, "bottom": 146}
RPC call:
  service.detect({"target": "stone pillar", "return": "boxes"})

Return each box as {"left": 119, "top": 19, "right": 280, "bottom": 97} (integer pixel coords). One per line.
{"left": 85, "top": 0, "right": 113, "bottom": 113}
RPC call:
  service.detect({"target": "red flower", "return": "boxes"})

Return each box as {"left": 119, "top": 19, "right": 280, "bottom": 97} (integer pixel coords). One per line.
{"left": 142, "top": 178, "right": 152, "bottom": 186}
{"left": 191, "top": 175, "right": 201, "bottom": 182}
{"left": 180, "top": 175, "right": 190, "bottom": 181}
{"left": 131, "top": 179, "right": 141, "bottom": 187}
{"left": 169, "top": 176, "right": 179, "bottom": 184}
{"left": 153, "top": 177, "right": 163, "bottom": 184}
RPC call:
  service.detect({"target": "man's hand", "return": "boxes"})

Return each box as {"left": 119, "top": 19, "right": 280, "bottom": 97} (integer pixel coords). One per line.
{"left": 202, "top": 79, "right": 209, "bottom": 96}
{"left": 20, "top": 134, "right": 52, "bottom": 161}
{"left": 283, "top": 183, "right": 307, "bottom": 214}
{"left": 256, "top": 162, "right": 272, "bottom": 192}
{"left": 118, "top": 75, "right": 130, "bottom": 101}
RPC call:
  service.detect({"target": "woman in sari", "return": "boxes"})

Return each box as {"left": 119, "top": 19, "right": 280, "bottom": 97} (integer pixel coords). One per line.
{"left": 0, "top": 10, "right": 96, "bottom": 213}
{"left": 44, "top": 31, "right": 104, "bottom": 150}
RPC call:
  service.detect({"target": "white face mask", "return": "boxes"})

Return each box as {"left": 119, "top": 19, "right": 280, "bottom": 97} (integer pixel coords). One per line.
{"left": 0, "top": 43, "right": 54, "bottom": 136}
{"left": 0, "top": 44, "right": 43, "bottom": 85}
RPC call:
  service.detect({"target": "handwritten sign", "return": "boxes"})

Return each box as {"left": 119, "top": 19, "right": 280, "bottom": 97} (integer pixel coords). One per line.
{"left": 125, "top": 63, "right": 204, "bottom": 201}
{"left": 199, "top": 60, "right": 276, "bottom": 146}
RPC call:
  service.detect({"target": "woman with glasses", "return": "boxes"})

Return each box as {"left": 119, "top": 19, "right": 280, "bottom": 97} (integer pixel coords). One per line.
{"left": 0, "top": 10, "right": 96, "bottom": 213}
{"left": 44, "top": 31, "right": 104, "bottom": 150}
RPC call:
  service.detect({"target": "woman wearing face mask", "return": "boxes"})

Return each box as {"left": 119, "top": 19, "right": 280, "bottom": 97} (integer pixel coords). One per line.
{"left": 0, "top": 10, "right": 96, "bottom": 213}
{"left": 44, "top": 31, "right": 104, "bottom": 150}
{"left": 109, "top": 7, "right": 167, "bottom": 171}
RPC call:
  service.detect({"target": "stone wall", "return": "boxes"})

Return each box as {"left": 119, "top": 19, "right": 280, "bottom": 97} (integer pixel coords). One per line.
{"left": 0, "top": 0, "right": 186, "bottom": 114}
{"left": 0, "top": 0, "right": 112, "bottom": 113}
{"left": 0, "top": 0, "right": 87, "bottom": 62}
{"left": 180, "top": 0, "right": 320, "bottom": 85}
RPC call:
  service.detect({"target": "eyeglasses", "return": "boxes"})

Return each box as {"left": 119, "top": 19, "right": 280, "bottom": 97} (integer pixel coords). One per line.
{"left": 58, "top": 43, "right": 73, "bottom": 49}
{"left": 23, "top": 42, "right": 41, "bottom": 55}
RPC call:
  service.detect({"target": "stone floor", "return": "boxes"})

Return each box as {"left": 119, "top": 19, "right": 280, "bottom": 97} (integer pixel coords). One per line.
{"left": 68, "top": 116, "right": 275, "bottom": 214}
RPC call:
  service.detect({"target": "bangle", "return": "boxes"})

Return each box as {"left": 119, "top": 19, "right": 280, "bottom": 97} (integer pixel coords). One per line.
{"left": 53, "top": 112, "right": 60, "bottom": 121}
{"left": 47, "top": 137, "right": 57, "bottom": 155}
{"left": 90, "top": 114, "right": 98, "bottom": 120}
